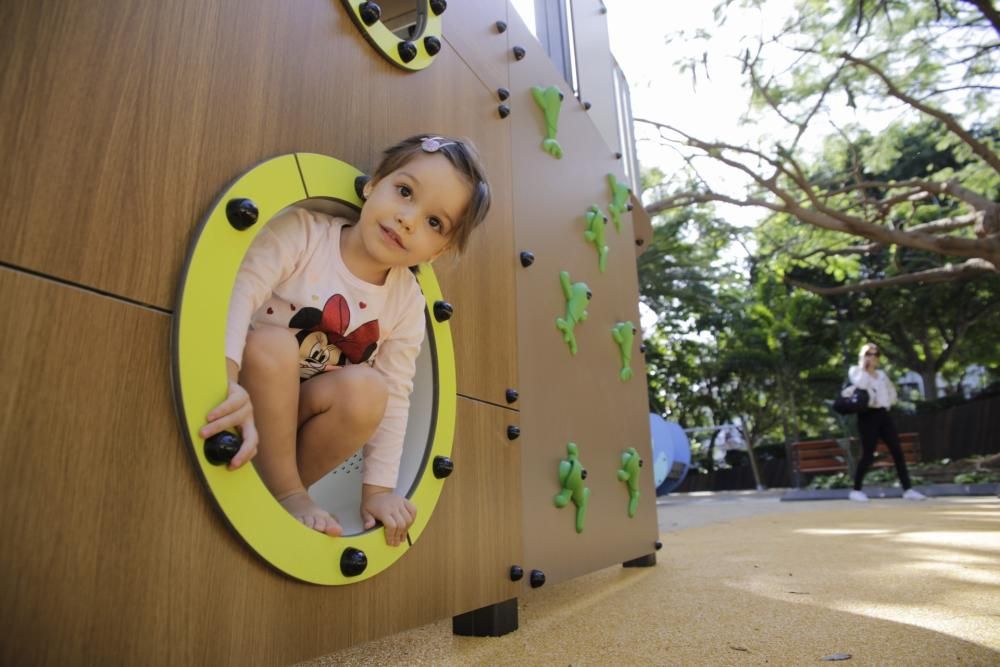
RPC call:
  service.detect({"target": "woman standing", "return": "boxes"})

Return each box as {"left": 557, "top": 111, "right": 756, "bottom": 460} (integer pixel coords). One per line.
{"left": 847, "top": 343, "right": 926, "bottom": 502}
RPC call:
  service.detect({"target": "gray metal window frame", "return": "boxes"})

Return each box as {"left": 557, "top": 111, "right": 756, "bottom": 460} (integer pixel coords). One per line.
{"left": 533, "top": 0, "right": 579, "bottom": 95}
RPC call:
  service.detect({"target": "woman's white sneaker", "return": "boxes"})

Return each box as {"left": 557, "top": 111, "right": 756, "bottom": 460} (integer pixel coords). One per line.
{"left": 848, "top": 490, "right": 869, "bottom": 502}
{"left": 903, "top": 489, "right": 927, "bottom": 500}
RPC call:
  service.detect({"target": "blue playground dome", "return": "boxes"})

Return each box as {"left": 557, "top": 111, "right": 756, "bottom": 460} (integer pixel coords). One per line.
{"left": 649, "top": 414, "right": 692, "bottom": 495}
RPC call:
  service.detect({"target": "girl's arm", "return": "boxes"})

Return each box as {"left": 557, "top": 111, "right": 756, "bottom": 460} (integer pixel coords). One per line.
{"left": 359, "top": 287, "right": 425, "bottom": 545}
{"left": 201, "top": 208, "right": 311, "bottom": 465}
{"left": 360, "top": 483, "right": 416, "bottom": 547}
{"left": 225, "top": 207, "right": 312, "bottom": 367}
{"left": 881, "top": 370, "right": 898, "bottom": 406}
{"left": 199, "top": 358, "right": 258, "bottom": 469}
{"left": 848, "top": 364, "right": 869, "bottom": 388}
{"left": 360, "top": 290, "right": 426, "bottom": 490}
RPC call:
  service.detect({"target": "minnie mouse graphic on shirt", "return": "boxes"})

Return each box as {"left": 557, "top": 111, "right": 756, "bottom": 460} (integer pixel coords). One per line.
{"left": 288, "top": 293, "right": 379, "bottom": 380}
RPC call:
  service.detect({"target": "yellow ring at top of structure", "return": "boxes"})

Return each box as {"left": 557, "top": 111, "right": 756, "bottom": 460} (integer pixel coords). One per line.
{"left": 342, "top": 0, "right": 445, "bottom": 71}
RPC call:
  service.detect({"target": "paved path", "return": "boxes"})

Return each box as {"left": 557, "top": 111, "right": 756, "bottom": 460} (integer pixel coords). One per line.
{"left": 305, "top": 493, "right": 1000, "bottom": 666}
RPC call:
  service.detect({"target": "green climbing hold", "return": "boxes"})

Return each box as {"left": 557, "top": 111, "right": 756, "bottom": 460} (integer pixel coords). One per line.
{"left": 556, "top": 271, "right": 591, "bottom": 355}
{"left": 531, "top": 85, "right": 564, "bottom": 159}
{"left": 607, "top": 174, "right": 631, "bottom": 234}
{"left": 611, "top": 321, "right": 635, "bottom": 381}
{"left": 554, "top": 442, "right": 590, "bottom": 533}
{"left": 617, "top": 447, "right": 642, "bottom": 518}
{"left": 584, "top": 205, "right": 609, "bottom": 273}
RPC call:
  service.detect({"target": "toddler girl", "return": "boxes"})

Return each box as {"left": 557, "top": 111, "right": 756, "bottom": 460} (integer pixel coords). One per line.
{"left": 199, "top": 135, "right": 491, "bottom": 545}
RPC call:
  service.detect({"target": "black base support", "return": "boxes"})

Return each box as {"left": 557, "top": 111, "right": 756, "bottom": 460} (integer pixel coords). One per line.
{"left": 452, "top": 597, "right": 519, "bottom": 637}
{"left": 623, "top": 552, "right": 657, "bottom": 568}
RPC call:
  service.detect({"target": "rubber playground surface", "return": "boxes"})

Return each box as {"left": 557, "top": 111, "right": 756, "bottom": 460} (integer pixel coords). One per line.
{"left": 302, "top": 490, "right": 1000, "bottom": 666}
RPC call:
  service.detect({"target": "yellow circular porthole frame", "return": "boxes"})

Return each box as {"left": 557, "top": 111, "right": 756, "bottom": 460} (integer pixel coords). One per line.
{"left": 341, "top": 0, "right": 444, "bottom": 71}
{"left": 172, "top": 152, "right": 456, "bottom": 585}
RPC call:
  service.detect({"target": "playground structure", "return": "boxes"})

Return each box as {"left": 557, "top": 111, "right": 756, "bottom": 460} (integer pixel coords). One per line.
{"left": 0, "top": 2, "right": 658, "bottom": 664}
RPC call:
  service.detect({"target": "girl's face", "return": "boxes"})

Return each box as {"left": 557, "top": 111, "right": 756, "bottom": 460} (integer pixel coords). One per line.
{"left": 355, "top": 152, "right": 470, "bottom": 272}
{"left": 864, "top": 347, "right": 881, "bottom": 368}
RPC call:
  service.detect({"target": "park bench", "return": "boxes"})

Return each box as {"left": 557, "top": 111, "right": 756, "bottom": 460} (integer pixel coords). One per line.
{"left": 788, "top": 432, "right": 921, "bottom": 488}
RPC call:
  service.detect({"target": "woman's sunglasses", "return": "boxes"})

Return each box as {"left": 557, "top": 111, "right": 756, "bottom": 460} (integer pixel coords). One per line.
{"left": 865, "top": 351, "right": 880, "bottom": 357}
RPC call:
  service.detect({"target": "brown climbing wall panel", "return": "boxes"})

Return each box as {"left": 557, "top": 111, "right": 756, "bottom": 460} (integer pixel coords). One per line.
{"left": 0, "top": 265, "right": 521, "bottom": 664}
{"left": 506, "top": 11, "right": 658, "bottom": 586}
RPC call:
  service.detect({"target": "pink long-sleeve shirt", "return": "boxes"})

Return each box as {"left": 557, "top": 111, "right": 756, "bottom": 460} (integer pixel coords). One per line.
{"left": 225, "top": 207, "right": 426, "bottom": 488}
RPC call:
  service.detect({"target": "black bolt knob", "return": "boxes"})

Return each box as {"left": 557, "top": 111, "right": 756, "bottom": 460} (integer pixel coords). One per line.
{"left": 655, "top": 540, "right": 663, "bottom": 551}
{"left": 530, "top": 570, "right": 546, "bottom": 588}
{"left": 635, "top": 238, "right": 644, "bottom": 247}
{"left": 423, "top": 35, "right": 441, "bottom": 56}
{"left": 639, "top": 343, "right": 647, "bottom": 353}
{"left": 359, "top": 1, "right": 381, "bottom": 25}
{"left": 498, "top": 104, "right": 511, "bottom": 119}
{"left": 225, "top": 198, "right": 258, "bottom": 231}
{"left": 354, "top": 175, "right": 371, "bottom": 201}
{"left": 638, "top": 459, "right": 644, "bottom": 467}
{"left": 581, "top": 468, "right": 588, "bottom": 480}
{"left": 615, "top": 152, "right": 623, "bottom": 159}
{"left": 505, "top": 388, "right": 519, "bottom": 404}
{"left": 626, "top": 202, "right": 634, "bottom": 211}
{"left": 507, "top": 425, "right": 520, "bottom": 440}
{"left": 513, "top": 46, "right": 526, "bottom": 60}
{"left": 497, "top": 87, "right": 510, "bottom": 101}
{"left": 204, "top": 432, "right": 242, "bottom": 465}
{"left": 495, "top": 20, "right": 508, "bottom": 33}
{"left": 583, "top": 100, "right": 592, "bottom": 110}
{"left": 510, "top": 565, "right": 524, "bottom": 581}
{"left": 340, "top": 547, "right": 368, "bottom": 577}
{"left": 585, "top": 290, "right": 592, "bottom": 300}
{"left": 519, "top": 251, "right": 535, "bottom": 267}
{"left": 433, "top": 300, "right": 453, "bottom": 322}
{"left": 432, "top": 455, "right": 454, "bottom": 479}
{"left": 430, "top": 0, "right": 447, "bottom": 16}
{"left": 398, "top": 40, "right": 417, "bottom": 63}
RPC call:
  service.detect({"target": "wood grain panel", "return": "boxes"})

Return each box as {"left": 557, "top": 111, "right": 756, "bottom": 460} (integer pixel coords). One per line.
{"left": 505, "top": 12, "right": 659, "bottom": 586}
{"left": 0, "top": 267, "right": 520, "bottom": 665}
{"left": 0, "top": 0, "right": 516, "bottom": 405}
{"left": 441, "top": 0, "right": 510, "bottom": 93}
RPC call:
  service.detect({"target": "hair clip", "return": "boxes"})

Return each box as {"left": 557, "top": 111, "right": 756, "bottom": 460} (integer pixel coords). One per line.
{"left": 421, "top": 136, "right": 455, "bottom": 153}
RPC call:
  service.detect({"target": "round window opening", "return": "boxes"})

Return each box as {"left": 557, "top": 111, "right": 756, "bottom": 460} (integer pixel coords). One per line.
{"left": 173, "top": 153, "right": 456, "bottom": 585}
{"left": 341, "top": 0, "right": 445, "bottom": 71}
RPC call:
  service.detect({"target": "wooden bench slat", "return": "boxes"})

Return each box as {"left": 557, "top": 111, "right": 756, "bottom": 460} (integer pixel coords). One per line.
{"left": 789, "top": 432, "right": 921, "bottom": 485}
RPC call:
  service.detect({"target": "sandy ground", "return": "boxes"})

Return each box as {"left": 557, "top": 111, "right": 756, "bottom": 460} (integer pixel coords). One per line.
{"left": 299, "top": 492, "right": 1000, "bottom": 666}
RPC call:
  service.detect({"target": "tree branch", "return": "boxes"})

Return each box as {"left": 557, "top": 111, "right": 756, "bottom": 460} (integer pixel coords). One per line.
{"left": 839, "top": 52, "right": 1000, "bottom": 173}
{"left": 961, "top": 0, "right": 1000, "bottom": 37}
{"left": 786, "top": 258, "right": 997, "bottom": 294}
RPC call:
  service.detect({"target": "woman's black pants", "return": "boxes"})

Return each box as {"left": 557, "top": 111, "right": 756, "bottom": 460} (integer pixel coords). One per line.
{"left": 854, "top": 408, "right": 912, "bottom": 491}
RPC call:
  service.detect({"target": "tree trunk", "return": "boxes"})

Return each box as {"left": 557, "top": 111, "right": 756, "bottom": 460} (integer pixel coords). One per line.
{"left": 920, "top": 368, "right": 939, "bottom": 399}
{"left": 744, "top": 434, "right": 766, "bottom": 490}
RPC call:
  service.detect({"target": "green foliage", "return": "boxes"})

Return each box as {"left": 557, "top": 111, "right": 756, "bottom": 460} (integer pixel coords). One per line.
{"left": 808, "top": 468, "right": 928, "bottom": 489}
{"left": 808, "top": 472, "right": 851, "bottom": 489}
{"left": 640, "top": 0, "right": 999, "bottom": 476}
{"left": 954, "top": 471, "right": 1000, "bottom": 484}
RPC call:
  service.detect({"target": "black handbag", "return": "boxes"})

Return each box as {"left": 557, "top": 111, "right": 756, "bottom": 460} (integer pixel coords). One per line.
{"left": 833, "top": 387, "right": 870, "bottom": 415}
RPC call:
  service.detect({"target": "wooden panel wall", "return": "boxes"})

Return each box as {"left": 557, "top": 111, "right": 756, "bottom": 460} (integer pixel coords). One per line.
{"left": 506, "top": 12, "right": 659, "bottom": 586}
{"left": 0, "top": 267, "right": 521, "bottom": 665}
{"left": 0, "top": 0, "right": 654, "bottom": 662}
{"left": 0, "top": 0, "right": 523, "bottom": 663}
{"left": 0, "top": 0, "right": 517, "bottom": 403}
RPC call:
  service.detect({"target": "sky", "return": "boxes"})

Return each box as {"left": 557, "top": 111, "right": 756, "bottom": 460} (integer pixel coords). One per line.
{"left": 513, "top": 0, "right": 815, "bottom": 232}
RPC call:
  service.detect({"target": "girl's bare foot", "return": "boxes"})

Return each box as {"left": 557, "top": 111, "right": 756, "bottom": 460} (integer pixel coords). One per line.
{"left": 277, "top": 491, "right": 343, "bottom": 536}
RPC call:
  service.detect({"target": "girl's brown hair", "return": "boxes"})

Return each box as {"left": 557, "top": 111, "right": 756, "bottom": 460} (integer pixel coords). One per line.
{"left": 370, "top": 135, "right": 491, "bottom": 254}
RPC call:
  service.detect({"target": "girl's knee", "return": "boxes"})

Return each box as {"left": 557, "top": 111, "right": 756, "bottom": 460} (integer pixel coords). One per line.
{"left": 243, "top": 325, "right": 299, "bottom": 372}
{"left": 340, "top": 366, "right": 389, "bottom": 428}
